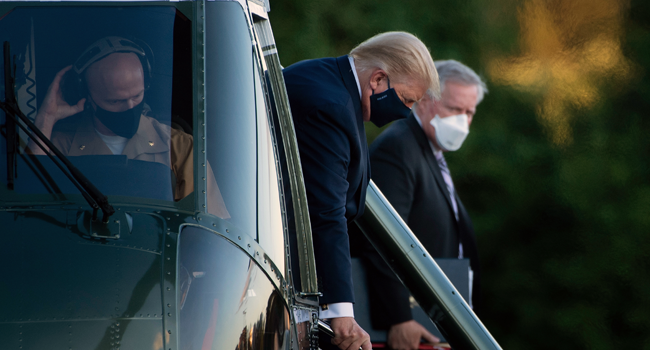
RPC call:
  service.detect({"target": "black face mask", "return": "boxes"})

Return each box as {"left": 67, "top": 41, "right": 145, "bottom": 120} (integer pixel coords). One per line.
{"left": 93, "top": 99, "right": 144, "bottom": 138}
{"left": 369, "top": 77, "right": 411, "bottom": 128}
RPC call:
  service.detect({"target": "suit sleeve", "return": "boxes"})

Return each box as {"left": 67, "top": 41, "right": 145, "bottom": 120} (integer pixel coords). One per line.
{"left": 364, "top": 136, "right": 418, "bottom": 328}
{"left": 294, "top": 103, "right": 355, "bottom": 305}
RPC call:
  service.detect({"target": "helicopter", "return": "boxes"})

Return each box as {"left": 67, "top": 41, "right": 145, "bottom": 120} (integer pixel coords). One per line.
{"left": 0, "top": 0, "right": 500, "bottom": 349}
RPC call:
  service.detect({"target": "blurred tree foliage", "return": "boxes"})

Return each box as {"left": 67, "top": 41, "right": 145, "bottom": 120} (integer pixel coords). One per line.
{"left": 270, "top": 0, "right": 650, "bottom": 348}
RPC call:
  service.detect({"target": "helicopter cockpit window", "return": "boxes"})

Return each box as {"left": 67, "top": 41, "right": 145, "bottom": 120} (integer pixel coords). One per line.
{"left": 0, "top": 6, "right": 206, "bottom": 209}
{"left": 203, "top": 1, "right": 258, "bottom": 235}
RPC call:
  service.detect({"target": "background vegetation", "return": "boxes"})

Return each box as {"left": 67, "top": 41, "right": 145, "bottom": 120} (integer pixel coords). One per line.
{"left": 270, "top": 0, "right": 650, "bottom": 348}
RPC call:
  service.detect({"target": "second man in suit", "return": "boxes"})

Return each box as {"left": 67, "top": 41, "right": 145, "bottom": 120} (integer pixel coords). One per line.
{"left": 364, "top": 60, "right": 487, "bottom": 350}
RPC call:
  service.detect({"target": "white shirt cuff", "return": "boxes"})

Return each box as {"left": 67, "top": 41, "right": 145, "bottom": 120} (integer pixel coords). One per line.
{"left": 319, "top": 302, "right": 354, "bottom": 319}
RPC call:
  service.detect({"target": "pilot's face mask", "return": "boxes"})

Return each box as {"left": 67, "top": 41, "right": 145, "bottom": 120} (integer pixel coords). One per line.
{"left": 92, "top": 98, "right": 144, "bottom": 139}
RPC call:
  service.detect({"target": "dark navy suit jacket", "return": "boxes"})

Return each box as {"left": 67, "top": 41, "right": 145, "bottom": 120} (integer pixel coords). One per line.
{"left": 283, "top": 55, "right": 370, "bottom": 304}
{"left": 362, "top": 114, "right": 481, "bottom": 328}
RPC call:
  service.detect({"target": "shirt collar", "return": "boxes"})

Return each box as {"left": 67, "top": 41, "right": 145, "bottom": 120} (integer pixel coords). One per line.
{"left": 123, "top": 114, "right": 170, "bottom": 158}
{"left": 348, "top": 55, "right": 362, "bottom": 101}
{"left": 413, "top": 108, "right": 443, "bottom": 159}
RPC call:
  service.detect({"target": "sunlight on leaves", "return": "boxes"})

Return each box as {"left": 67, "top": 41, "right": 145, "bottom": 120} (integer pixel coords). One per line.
{"left": 488, "top": 0, "right": 634, "bottom": 146}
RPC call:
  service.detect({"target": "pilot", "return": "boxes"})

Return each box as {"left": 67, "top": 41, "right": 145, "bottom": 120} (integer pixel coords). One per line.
{"left": 27, "top": 36, "right": 228, "bottom": 218}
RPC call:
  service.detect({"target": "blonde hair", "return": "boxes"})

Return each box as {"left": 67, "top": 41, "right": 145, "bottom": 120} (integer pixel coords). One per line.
{"left": 349, "top": 31, "right": 440, "bottom": 99}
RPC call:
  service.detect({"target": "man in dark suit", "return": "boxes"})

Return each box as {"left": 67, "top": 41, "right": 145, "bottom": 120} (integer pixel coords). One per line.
{"left": 364, "top": 60, "right": 487, "bottom": 350}
{"left": 283, "top": 32, "right": 439, "bottom": 350}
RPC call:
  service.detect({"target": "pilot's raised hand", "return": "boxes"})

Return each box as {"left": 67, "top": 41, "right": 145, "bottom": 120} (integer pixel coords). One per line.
{"left": 28, "top": 65, "right": 86, "bottom": 154}
{"left": 330, "top": 317, "right": 372, "bottom": 350}
{"left": 36, "top": 65, "right": 86, "bottom": 127}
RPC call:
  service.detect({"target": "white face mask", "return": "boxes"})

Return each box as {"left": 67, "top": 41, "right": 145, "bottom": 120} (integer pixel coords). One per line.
{"left": 429, "top": 114, "right": 470, "bottom": 151}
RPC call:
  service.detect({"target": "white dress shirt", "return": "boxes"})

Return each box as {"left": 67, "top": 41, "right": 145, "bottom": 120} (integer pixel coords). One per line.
{"left": 96, "top": 129, "right": 128, "bottom": 155}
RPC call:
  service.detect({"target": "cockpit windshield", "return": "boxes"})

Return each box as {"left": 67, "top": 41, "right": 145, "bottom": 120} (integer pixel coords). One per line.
{"left": 0, "top": 1, "right": 283, "bottom": 259}
{"left": 0, "top": 6, "right": 206, "bottom": 210}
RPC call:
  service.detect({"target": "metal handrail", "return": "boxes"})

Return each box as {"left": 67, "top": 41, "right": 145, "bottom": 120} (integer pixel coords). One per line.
{"left": 355, "top": 181, "right": 502, "bottom": 350}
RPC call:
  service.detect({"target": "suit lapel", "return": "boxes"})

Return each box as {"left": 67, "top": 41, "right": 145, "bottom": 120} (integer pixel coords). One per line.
{"left": 336, "top": 55, "right": 370, "bottom": 196}
{"left": 336, "top": 55, "right": 362, "bottom": 119}
{"left": 405, "top": 114, "right": 455, "bottom": 213}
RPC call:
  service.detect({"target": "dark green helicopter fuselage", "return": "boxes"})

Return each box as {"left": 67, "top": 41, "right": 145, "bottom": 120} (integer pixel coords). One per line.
{"left": 0, "top": 1, "right": 298, "bottom": 349}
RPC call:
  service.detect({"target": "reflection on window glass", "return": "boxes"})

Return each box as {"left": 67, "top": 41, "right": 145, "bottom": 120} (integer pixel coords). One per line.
{"left": 179, "top": 226, "right": 289, "bottom": 350}
{"left": 0, "top": 6, "right": 199, "bottom": 205}
{"left": 255, "top": 55, "right": 286, "bottom": 277}
{"left": 204, "top": 1, "right": 256, "bottom": 233}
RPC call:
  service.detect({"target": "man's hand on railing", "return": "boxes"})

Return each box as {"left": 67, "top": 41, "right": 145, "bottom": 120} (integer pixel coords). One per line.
{"left": 322, "top": 317, "right": 371, "bottom": 350}
{"left": 388, "top": 320, "right": 440, "bottom": 350}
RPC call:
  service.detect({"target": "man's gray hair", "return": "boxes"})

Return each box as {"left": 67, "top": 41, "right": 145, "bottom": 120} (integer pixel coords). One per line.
{"left": 435, "top": 60, "right": 487, "bottom": 103}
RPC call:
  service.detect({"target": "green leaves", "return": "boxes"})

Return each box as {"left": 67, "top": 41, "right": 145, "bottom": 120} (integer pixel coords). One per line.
{"left": 271, "top": 0, "right": 650, "bottom": 347}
